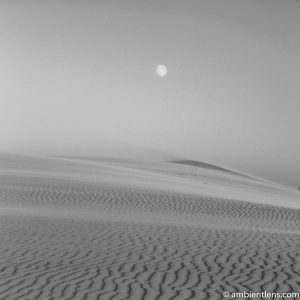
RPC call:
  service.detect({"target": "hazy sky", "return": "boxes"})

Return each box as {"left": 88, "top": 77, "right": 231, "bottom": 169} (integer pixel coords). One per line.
{"left": 0, "top": 0, "right": 300, "bottom": 187}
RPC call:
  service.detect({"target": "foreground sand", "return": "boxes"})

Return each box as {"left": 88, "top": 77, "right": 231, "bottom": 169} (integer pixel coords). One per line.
{"left": 0, "top": 155, "right": 300, "bottom": 299}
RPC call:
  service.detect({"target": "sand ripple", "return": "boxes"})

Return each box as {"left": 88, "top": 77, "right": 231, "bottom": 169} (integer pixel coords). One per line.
{"left": 1, "top": 158, "right": 300, "bottom": 299}
{"left": 1, "top": 216, "right": 300, "bottom": 300}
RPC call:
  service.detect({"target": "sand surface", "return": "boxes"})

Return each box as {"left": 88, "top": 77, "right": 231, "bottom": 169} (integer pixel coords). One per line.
{"left": 0, "top": 155, "right": 300, "bottom": 299}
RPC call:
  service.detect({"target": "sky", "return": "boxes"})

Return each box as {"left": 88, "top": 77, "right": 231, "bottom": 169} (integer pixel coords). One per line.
{"left": 0, "top": 0, "right": 300, "bottom": 187}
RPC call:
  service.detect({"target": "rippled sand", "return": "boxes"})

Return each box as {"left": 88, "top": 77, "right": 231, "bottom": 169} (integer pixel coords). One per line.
{"left": 0, "top": 155, "right": 300, "bottom": 300}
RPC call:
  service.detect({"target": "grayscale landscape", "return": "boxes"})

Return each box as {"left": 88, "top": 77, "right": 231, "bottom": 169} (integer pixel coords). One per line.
{"left": 1, "top": 0, "right": 300, "bottom": 299}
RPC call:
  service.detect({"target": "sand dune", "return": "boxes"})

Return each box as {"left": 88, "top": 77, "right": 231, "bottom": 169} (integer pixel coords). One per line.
{"left": 0, "top": 155, "right": 300, "bottom": 299}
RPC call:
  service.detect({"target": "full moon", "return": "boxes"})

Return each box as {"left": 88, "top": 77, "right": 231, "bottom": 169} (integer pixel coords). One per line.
{"left": 155, "top": 65, "right": 168, "bottom": 78}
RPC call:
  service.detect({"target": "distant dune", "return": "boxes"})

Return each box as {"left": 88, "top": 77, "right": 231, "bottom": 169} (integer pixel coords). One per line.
{"left": 170, "top": 159, "right": 263, "bottom": 181}
{"left": 171, "top": 159, "right": 236, "bottom": 172}
{"left": 0, "top": 155, "right": 300, "bottom": 300}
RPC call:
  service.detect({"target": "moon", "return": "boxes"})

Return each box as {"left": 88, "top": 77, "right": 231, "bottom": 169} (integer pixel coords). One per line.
{"left": 155, "top": 65, "right": 168, "bottom": 78}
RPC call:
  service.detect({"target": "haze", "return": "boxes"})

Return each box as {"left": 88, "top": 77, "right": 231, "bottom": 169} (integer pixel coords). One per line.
{"left": 0, "top": 0, "right": 300, "bottom": 187}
